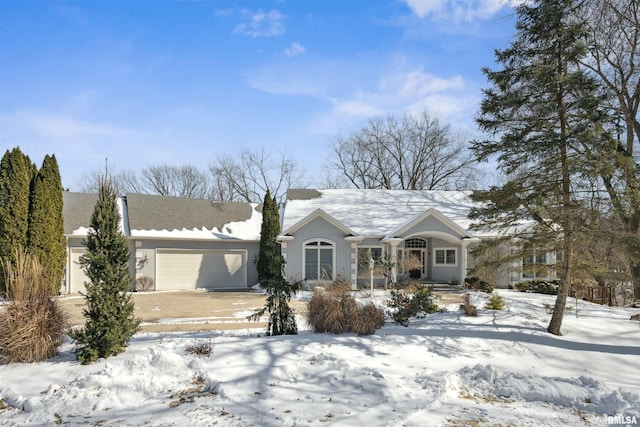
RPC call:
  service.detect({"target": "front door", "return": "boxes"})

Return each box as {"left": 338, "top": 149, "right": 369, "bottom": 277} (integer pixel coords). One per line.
{"left": 408, "top": 249, "right": 425, "bottom": 279}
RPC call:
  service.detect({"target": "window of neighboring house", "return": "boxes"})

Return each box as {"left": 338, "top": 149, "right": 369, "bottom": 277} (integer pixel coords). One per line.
{"left": 304, "top": 240, "right": 334, "bottom": 281}
{"left": 357, "top": 247, "right": 383, "bottom": 278}
{"left": 434, "top": 248, "right": 457, "bottom": 266}
{"left": 523, "top": 253, "right": 547, "bottom": 278}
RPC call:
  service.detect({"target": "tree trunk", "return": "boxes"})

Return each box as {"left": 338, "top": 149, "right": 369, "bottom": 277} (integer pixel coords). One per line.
{"left": 632, "top": 262, "right": 640, "bottom": 302}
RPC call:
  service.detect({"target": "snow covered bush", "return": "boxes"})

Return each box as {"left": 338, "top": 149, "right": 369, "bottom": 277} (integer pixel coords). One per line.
{"left": 387, "top": 286, "right": 439, "bottom": 326}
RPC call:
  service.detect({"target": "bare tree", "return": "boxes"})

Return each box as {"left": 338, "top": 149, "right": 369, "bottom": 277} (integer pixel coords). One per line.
{"left": 578, "top": 0, "right": 640, "bottom": 300}
{"left": 328, "top": 110, "right": 480, "bottom": 190}
{"left": 140, "top": 164, "right": 211, "bottom": 198}
{"left": 76, "top": 168, "right": 143, "bottom": 195}
{"left": 209, "top": 148, "right": 307, "bottom": 203}
{"left": 77, "top": 164, "right": 211, "bottom": 198}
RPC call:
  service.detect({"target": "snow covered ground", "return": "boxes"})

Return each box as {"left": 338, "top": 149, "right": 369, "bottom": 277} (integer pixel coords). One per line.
{"left": 0, "top": 290, "right": 638, "bottom": 426}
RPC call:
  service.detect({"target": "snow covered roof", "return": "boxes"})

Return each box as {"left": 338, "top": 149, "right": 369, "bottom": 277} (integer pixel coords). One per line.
{"left": 62, "top": 192, "right": 262, "bottom": 241}
{"left": 282, "top": 189, "right": 485, "bottom": 237}
{"left": 126, "top": 194, "right": 262, "bottom": 241}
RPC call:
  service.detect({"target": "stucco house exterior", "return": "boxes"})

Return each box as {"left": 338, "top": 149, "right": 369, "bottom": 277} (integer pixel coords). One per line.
{"left": 278, "top": 189, "right": 556, "bottom": 289}
{"left": 62, "top": 192, "right": 262, "bottom": 294}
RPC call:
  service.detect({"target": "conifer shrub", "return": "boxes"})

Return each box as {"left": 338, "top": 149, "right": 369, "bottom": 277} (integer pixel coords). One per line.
{"left": 485, "top": 293, "right": 505, "bottom": 311}
{"left": 70, "top": 180, "right": 140, "bottom": 364}
{"left": 464, "top": 276, "right": 494, "bottom": 294}
{"left": 0, "top": 248, "right": 68, "bottom": 363}
{"left": 387, "top": 286, "right": 439, "bottom": 326}
{"left": 514, "top": 280, "right": 558, "bottom": 295}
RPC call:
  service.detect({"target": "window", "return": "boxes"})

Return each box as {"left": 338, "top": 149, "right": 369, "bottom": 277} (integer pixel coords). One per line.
{"left": 304, "top": 241, "right": 334, "bottom": 281}
{"left": 523, "top": 253, "right": 547, "bottom": 278}
{"left": 434, "top": 248, "right": 457, "bottom": 265}
{"left": 357, "top": 247, "right": 383, "bottom": 277}
{"left": 405, "top": 238, "right": 427, "bottom": 248}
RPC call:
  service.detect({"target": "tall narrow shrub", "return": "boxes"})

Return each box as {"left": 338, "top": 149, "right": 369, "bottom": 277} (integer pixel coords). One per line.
{"left": 250, "top": 189, "right": 299, "bottom": 335}
{"left": 0, "top": 148, "right": 35, "bottom": 295}
{"left": 28, "top": 155, "right": 66, "bottom": 294}
{"left": 70, "top": 178, "right": 140, "bottom": 364}
{"left": 257, "top": 189, "right": 283, "bottom": 283}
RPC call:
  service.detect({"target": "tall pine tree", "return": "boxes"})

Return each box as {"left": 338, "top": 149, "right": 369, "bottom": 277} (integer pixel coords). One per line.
{"left": 28, "top": 155, "right": 66, "bottom": 294}
{"left": 71, "top": 178, "right": 139, "bottom": 364}
{"left": 471, "top": 0, "right": 605, "bottom": 335}
{"left": 0, "top": 147, "right": 35, "bottom": 295}
{"left": 250, "top": 189, "right": 300, "bottom": 335}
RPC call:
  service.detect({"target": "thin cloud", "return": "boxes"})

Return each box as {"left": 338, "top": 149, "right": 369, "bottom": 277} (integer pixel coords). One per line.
{"left": 234, "top": 9, "right": 285, "bottom": 37}
{"left": 5, "top": 110, "right": 146, "bottom": 140}
{"left": 285, "top": 42, "right": 305, "bottom": 58}
{"left": 403, "top": 0, "right": 522, "bottom": 22}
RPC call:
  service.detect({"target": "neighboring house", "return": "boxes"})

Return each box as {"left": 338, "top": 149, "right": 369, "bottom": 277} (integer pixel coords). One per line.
{"left": 279, "top": 189, "right": 556, "bottom": 289}
{"left": 62, "top": 192, "right": 262, "bottom": 294}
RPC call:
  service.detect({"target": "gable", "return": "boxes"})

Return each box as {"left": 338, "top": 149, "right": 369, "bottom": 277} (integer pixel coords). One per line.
{"left": 388, "top": 208, "right": 471, "bottom": 241}
{"left": 281, "top": 208, "right": 356, "bottom": 237}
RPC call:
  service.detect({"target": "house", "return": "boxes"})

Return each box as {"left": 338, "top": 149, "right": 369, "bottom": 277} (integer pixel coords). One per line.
{"left": 61, "top": 189, "right": 556, "bottom": 293}
{"left": 278, "top": 189, "right": 556, "bottom": 289}
{"left": 62, "top": 192, "right": 262, "bottom": 294}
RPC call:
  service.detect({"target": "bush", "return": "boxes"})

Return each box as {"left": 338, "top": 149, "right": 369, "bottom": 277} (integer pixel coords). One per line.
{"left": 464, "top": 277, "right": 494, "bottom": 294}
{"left": 135, "top": 276, "right": 154, "bottom": 292}
{"left": 306, "top": 291, "right": 384, "bottom": 335}
{"left": 186, "top": 340, "right": 213, "bottom": 357}
{"left": 350, "top": 303, "right": 385, "bottom": 335}
{"left": 387, "top": 286, "right": 439, "bottom": 326}
{"left": 485, "top": 293, "right": 505, "bottom": 310}
{"left": 0, "top": 248, "right": 68, "bottom": 363}
{"left": 514, "top": 280, "right": 558, "bottom": 295}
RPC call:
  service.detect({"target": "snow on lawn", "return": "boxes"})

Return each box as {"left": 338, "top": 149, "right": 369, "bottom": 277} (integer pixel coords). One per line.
{"left": 1, "top": 290, "right": 639, "bottom": 426}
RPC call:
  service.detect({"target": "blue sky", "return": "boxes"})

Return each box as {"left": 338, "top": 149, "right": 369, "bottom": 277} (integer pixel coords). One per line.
{"left": 0, "top": 0, "right": 519, "bottom": 190}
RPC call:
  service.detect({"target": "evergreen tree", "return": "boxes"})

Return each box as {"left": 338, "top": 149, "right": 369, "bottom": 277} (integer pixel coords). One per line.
{"left": 71, "top": 178, "right": 140, "bottom": 364}
{"left": 28, "top": 155, "right": 66, "bottom": 295}
{"left": 250, "top": 189, "right": 300, "bottom": 335}
{"left": 257, "top": 189, "right": 283, "bottom": 283}
{"left": 0, "top": 147, "right": 35, "bottom": 295}
{"left": 471, "top": 0, "right": 605, "bottom": 335}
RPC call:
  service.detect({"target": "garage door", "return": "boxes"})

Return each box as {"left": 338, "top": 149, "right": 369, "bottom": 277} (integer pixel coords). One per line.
{"left": 156, "top": 249, "right": 247, "bottom": 291}
{"left": 69, "top": 248, "right": 90, "bottom": 294}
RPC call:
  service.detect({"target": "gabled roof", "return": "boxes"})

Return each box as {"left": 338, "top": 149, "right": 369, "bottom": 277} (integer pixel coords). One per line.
{"left": 283, "top": 189, "right": 483, "bottom": 237}
{"left": 281, "top": 208, "right": 357, "bottom": 236}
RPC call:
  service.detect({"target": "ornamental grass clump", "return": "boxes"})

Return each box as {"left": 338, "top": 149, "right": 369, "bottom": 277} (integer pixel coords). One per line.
{"left": 0, "top": 248, "right": 68, "bottom": 363}
{"left": 306, "top": 284, "right": 385, "bottom": 335}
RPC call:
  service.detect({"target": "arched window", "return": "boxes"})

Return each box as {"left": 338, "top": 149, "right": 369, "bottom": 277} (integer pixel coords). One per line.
{"left": 404, "top": 238, "right": 427, "bottom": 248}
{"left": 304, "top": 240, "right": 334, "bottom": 281}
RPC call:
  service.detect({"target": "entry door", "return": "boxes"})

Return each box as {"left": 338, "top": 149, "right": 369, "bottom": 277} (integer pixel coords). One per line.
{"left": 408, "top": 249, "right": 425, "bottom": 279}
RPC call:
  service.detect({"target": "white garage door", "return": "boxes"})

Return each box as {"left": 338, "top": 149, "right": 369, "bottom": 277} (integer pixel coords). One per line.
{"left": 69, "top": 248, "right": 90, "bottom": 294}
{"left": 156, "top": 249, "right": 247, "bottom": 291}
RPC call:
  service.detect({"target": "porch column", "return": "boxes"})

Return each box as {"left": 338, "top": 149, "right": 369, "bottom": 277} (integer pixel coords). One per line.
{"left": 382, "top": 238, "right": 403, "bottom": 285}
{"left": 460, "top": 237, "right": 477, "bottom": 284}
{"left": 345, "top": 236, "right": 364, "bottom": 290}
